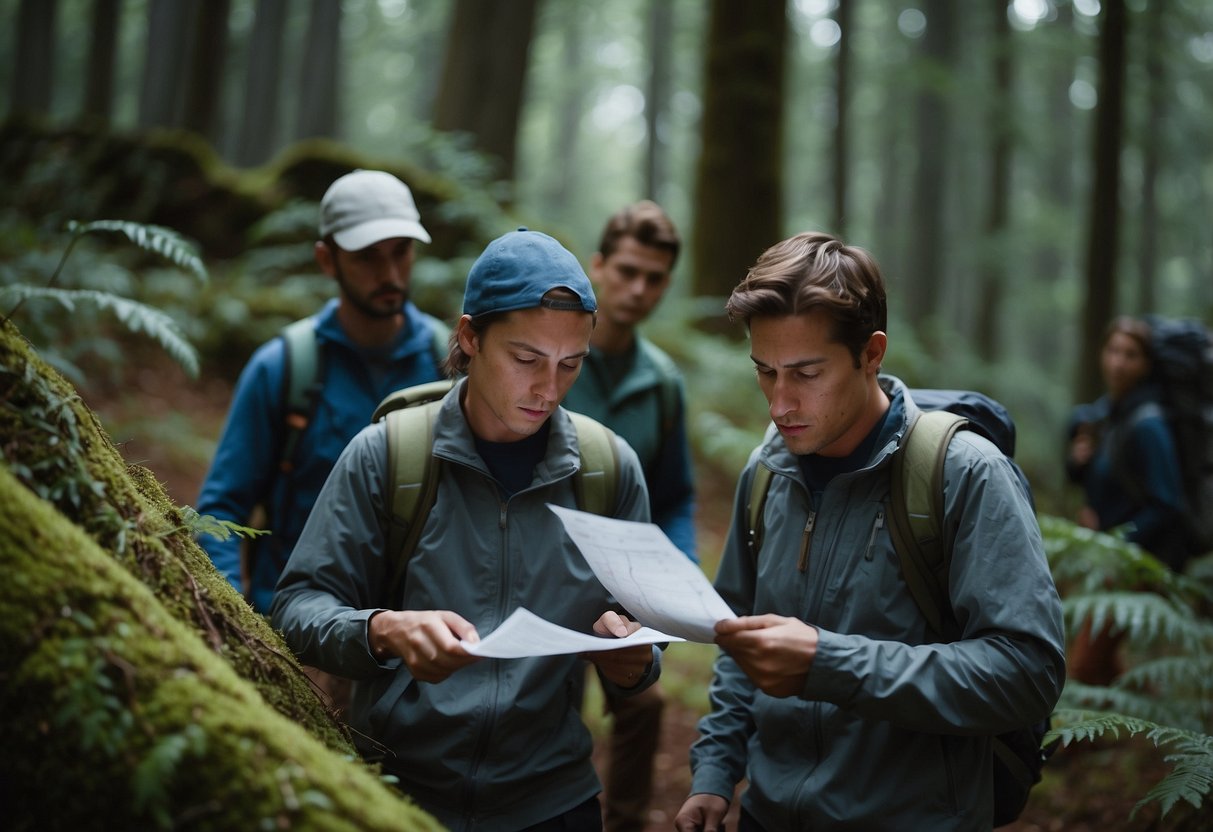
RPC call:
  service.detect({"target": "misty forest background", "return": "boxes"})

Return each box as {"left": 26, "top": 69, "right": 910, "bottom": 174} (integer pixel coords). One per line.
{"left": 3, "top": 0, "right": 1213, "bottom": 829}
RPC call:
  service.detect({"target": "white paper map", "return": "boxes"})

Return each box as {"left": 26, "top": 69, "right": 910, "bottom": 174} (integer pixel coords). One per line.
{"left": 547, "top": 504, "right": 736, "bottom": 643}
{"left": 461, "top": 606, "right": 684, "bottom": 659}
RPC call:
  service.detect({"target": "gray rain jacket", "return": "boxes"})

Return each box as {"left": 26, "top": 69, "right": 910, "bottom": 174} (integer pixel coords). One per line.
{"left": 272, "top": 380, "right": 656, "bottom": 832}
{"left": 690, "top": 376, "right": 1065, "bottom": 831}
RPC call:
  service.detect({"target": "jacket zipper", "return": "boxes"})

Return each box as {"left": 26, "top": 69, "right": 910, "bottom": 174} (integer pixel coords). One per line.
{"left": 864, "top": 511, "right": 885, "bottom": 561}
{"left": 797, "top": 511, "right": 816, "bottom": 572}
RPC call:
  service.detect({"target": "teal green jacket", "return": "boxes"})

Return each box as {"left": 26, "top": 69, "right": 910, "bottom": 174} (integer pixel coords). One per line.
{"left": 690, "top": 377, "right": 1065, "bottom": 830}
{"left": 562, "top": 336, "right": 697, "bottom": 558}
{"left": 271, "top": 381, "right": 658, "bottom": 832}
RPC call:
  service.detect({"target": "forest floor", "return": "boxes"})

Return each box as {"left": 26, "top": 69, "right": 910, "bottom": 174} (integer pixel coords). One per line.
{"left": 80, "top": 351, "right": 1201, "bottom": 832}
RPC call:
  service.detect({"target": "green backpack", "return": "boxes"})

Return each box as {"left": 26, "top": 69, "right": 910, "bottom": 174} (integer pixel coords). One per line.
{"left": 370, "top": 380, "right": 620, "bottom": 601}
{"left": 745, "top": 405, "right": 1048, "bottom": 827}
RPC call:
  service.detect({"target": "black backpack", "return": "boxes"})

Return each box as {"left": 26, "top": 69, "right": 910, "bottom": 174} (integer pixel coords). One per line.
{"left": 1142, "top": 315, "right": 1213, "bottom": 562}
{"left": 746, "top": 388, "right": 1052, "bottom": 826}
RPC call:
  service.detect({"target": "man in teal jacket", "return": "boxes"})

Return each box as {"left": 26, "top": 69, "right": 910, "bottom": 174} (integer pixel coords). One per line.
{"left": 675, "top": 232, "right": 1065, "bottom": 831}
{"left": 273, "top": 229, "right": 660, "bottom": 832}
{"left": 562, "top": 201, "right": 695, "bottom": 832}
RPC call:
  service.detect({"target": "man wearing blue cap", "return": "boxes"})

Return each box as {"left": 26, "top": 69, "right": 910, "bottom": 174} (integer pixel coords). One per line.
{"left": 272, "top": 229, "right": 659, "bottom": 832}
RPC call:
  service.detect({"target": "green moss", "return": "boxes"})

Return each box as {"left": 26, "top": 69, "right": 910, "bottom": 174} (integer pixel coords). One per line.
{"left": 1, "top": 465, "right": 442, "bottom": 831}
{"left": 1, "top": 321, "right": 446, "bottom": 827}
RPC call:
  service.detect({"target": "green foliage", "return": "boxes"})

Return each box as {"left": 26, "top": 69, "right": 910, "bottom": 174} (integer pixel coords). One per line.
{"left": 0, "top": 218, "right": 207, "bottom": 380}
{"left": 1046, "top": 710, "right": 1213, "bottom": 819}
{"left": 179, "top": 506, "right": 270, "bottom": 543}
{"left": 1041, "top": 515, "right": 1213, "bottom": 820}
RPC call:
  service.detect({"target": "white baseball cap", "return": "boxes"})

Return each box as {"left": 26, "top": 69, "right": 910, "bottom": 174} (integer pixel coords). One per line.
{"left": 319, "top": 169, "right": 432, "bottom": 250}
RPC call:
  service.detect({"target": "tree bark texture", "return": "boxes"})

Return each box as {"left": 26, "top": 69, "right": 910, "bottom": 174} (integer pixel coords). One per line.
{"left": 433, "top": 0, "right": 539, "bottom": 182}
{"left": 976, "top": 0, "right": 1013, "bottom": 362}
{"left": 691, "top": 0, "right": 787, "bottom": 305}
{"left": 1077, "top": 0, "right": 1127, "bottom": 403}
{"left": 0, "top": 321, "right": 439, "bottom": 829}
{"left": 1136, "top": 0, "right": 1165, "bottom": 313}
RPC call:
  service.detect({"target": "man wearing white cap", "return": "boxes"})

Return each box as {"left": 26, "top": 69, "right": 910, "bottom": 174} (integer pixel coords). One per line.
{"left": 196, "top": 170, "right": 447, "bottom": 635}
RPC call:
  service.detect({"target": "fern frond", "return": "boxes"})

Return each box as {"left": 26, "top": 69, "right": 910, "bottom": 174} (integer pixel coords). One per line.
{"left": 178, "top": 507, "right": 270, "bottom": 542}
{"left": 67, "top": 220, "right": 207, "bottom": 283}
{"left": 1134, "top": 737, "right": 1213, "bottom": 818}
{"left": 1062, "top": 591, "right": 1213, "bottom": 651}
{"left": 1119, "top": 656, "right": 1213, "bottom": 701}
{"left": 1059, "top": 681, "right": 1207, "bottom": 732}
{"left": 1, "top": 286, "right": 199, "bottom": 378}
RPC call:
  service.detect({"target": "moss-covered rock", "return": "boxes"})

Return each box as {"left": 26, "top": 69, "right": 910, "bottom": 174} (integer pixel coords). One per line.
{"left": 0, "top": 320, "right": 442, "bottom": 829}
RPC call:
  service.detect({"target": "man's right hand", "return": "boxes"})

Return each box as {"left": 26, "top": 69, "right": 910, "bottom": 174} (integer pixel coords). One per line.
{"left": 368, "top": 609, "right": 480, "bottom": 682}
{"left": 674, "top": 793, "right": 729, "bottom": 832}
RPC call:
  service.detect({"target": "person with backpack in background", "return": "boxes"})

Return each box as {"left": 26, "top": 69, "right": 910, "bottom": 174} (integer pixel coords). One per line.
{"left": 561, "top": 201, "right": 695, "bottom": 832}
{"left": 674, "top": 231, "right": 1065, "bottom": 832}
{"left": 194, "top": 169, "right": 447, "bottom": 708}
{"left": 1065, "top": 316, "right": 1189, "bottom": 684}
{"left": 272, "top": 228, "right": 660, "bottom": 832}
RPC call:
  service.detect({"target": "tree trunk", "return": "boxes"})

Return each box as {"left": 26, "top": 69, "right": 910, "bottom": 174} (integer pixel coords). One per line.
{"left": 830, "top": 0, "right": 854, "bottom": 236}
{"left": 234, "top": 0, "right": 290, "bottom": 167}
{"left": 1077, "top": 0, "right": 1128, "bottom": 403}
{"left": 138, "top": 0, "right": 200, "bottom": 129}
{"left": 182, "top": 0, "right": 231, "bottom": 144}
{"left": 975, "top": 0, "right": 1012, "bottom": 361}
{"left": 645, "top": 0, "right": 674, "bottom": 201}
{"left": 1137, "top": 0, "right": 1165, "bottom": 313}
{"left": 10, "top": 0, "right": 58, "bottom": 118}
{"left": 904, "top": 0, "right": 958, "bottom": 329}
{"left": 433, "top": 0, "right": 539, "bottom": 183}
{"left": 82, "top": 0, "right": 121, "bottom": 123}
{"left": 691, "top": 0, "right": 787, "bottom": 306}
{"left": 544, "top": 4, "right": 587, "bottom": 214}
{"left": 0, "top": 320, "right": 442, "bottom": 829}
{"left": 295, "top": 0, "right": 342, "bottom": 141}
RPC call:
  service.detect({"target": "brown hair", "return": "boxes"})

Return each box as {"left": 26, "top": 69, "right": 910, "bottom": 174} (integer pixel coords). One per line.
{"left": 597, "top": 200, "right": 680, "bottom": 266}
{"left": 725, "top": 231, "right": 887, "bottom": 366}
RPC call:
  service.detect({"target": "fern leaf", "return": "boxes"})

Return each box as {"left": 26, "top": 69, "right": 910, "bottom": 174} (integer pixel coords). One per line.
{"left": 2, "top": 286, "right": 199, "bottom": 378}
{"left": 67, "top": 220, "right": 208, "bottom": 283}
{"left": 1133, "top": 748, "right": 1213, "bottom": 818}
{"left": 1059, "top": 681, "right": 1206, "bottom": 732}
{"left": 179, "top": 507, "right": 270, "bottom": 542}
{"left": 1062, "top": 591, "right": 1212, "bottom": 651}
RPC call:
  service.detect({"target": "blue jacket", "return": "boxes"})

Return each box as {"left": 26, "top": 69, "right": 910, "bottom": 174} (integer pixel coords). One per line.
{"left": 561, "top": 336, "right": 697, "bottom": 558}
{"left": 195, "top": 298, "right": 445, "bottom": 612}
{"left": 1067, "top": 383, "right": 1187, "bottom": 569}
{"left": 691, "top": 378, "right": 1065, "bottom": 830}
{"left": 271, "top": 382, "right": 658, "bottom": 831}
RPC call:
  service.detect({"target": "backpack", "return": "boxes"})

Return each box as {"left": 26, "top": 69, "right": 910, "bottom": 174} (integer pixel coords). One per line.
{"left": 745, "top": 389, "right": 1051, "bottom": 827}
{"left": 277, "top": 314, "right": 450, "bottom": 474}
{"left": 370, "top": 379, "right": 620, "bottom": 603}
{"left": 637, "top": 337, "right": 683, "bottom": 437}
{"left": 1141, "top": 315, "right": 1213, "bottom": 560}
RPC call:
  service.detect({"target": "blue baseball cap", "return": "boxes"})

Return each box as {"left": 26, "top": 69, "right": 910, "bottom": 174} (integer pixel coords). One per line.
{"left": 462, "top": 228, "right": 597, "bottom": 317}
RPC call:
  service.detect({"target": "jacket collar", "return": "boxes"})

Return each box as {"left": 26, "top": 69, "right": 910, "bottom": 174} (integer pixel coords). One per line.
{"left": 431, "top": 378, "right": 582, "bottom": 488}
{"left": 757, "top": 374, "right": 916, "bottom": 479}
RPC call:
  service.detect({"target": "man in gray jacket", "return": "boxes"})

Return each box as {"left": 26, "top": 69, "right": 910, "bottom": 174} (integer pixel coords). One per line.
{"left": 273, "top": 228, "right": 659, "bottom": 832}
{"left": 675, "top": 232, "right": 1065, "bottom": 831}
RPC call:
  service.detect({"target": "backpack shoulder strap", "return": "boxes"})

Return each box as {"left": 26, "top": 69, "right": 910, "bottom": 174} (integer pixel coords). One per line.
{"left": 567, "top": 411, "right": 619, "bottom": 516}
{"left": 375, "top": 380, "right": 456, "bottom": 604}
{"left": 638, "top": 338, "right": 682, "bottom": 436}
{"left": 278, "top": 316, "right": 323, "bottom": 473}
{"left": 747, "top": 463, "right": 775, "bottom": 558}
{"left": 888, "top": 409, "right": 968, "bottom": 636}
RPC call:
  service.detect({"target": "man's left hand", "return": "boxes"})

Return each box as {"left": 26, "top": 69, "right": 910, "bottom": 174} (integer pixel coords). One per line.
{"left": 715, "top": 614, "right": 818, "bottom": 697}
{"left": 583, "top": 610, "right": 652, "bottom": 688}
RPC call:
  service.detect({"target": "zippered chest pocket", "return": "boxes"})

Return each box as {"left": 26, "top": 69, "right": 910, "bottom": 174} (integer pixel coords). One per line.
{"left": 822, "top": 502, "right": 891, "bottom": 604}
